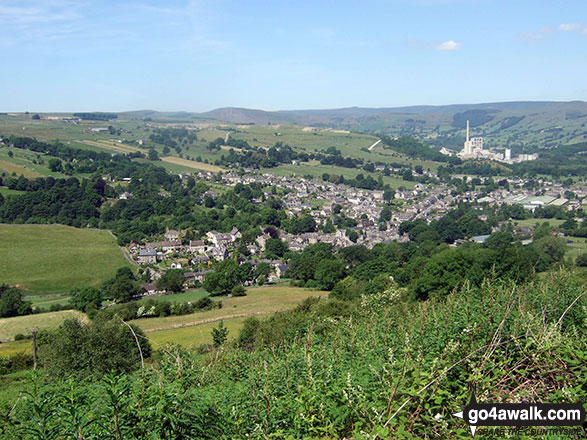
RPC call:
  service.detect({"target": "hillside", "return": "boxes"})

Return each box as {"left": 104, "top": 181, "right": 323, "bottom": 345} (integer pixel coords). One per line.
{"left": 120, "top": 101, "right": 587, "bottom": 151}
{"left": 0, "top": 225, "right": 131, "bottom": 295}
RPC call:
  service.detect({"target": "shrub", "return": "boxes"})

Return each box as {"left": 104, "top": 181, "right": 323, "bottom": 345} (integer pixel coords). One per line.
{"left": 231, "top": 285, "right": 247, "bottom": 297}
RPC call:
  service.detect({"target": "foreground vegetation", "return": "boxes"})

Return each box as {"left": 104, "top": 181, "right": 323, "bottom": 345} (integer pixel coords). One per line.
{"left": 0, "top": 270, "right": 584, "bottom": 439}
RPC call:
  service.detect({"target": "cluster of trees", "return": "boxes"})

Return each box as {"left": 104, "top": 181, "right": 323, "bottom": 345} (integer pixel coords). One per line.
{"left": 0, "top": 177, "right": 104, "bottom": 227}
{"left": 438, "top": 161, "right": 503, "bottom": 178}
{"left": 287, "top": 222, "right": 566, "bottom": 301}
{"left": 206, "top": 136, "right": 252, "bottom": 151}
{"left": 149, "top": 127, "right": 197, "bottom": 150}
{"left": 399, "top": 207, "right": 492, "bottom": 244}
{"left": 379, "top": 135, "right": 459, "bottom": 163}
{"left": 73, "top": 112, "right": 118, "bottom": 121}
{"left": 281, "top": 214, "right": 316, "bottom": 234}
{"left": 68, "top": 268, "right": 141, "bottom": 313}
{"left": 315, "top": 147, "right": 363, "bottom": 168}
{"left": 0, "top": 285, "right": 32, "bottom": 318}
{"left": 0, "top": 148, "right": 286, "bottom": 245}
{"left": 95, "top": 296, "right": 218, "bottom": 322}
{"left": 202, "top": 259, "right": 253, "bottom": 295}
{"left": 215, "top": 142, "right": 307, "bottom": 168}
{"left": 1, "top": 135, "right": 174, "bottom": 180}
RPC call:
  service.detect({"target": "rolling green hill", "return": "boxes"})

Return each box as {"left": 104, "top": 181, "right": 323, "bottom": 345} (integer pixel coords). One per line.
{"left": 122, "top": 101, "right": 587, "bottom": 151}
{"left": 0, "top": 224, "right": 131, "bottom": 295}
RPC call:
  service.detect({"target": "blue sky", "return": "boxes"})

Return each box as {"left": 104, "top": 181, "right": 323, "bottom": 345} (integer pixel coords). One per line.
{"left": 0, "top": 0, "right": 586, "bottom": 112}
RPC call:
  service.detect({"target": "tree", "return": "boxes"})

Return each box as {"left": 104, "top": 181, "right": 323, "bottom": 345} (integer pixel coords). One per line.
{"left": 383, "top": 188, "right": 394, "bottom": 201}
{"left": 402, "top": 170, "right": 413, "bottom": 181}
{"left": 379, "top": 206, "right": 392, "bottom": 223}
{"left": 236, "top": 240, "right": 249, "bottom": 257}
{"left": 347, "top": 229, "right": 359, "bottom": 243}
{"left": 330, "top": 277, "right": 362, "bottom": 301}
{"left": 110, "top": 276, "right": 140, "bottom": 302}
{"left": 254, "top": 262, "right": 272, "bottom": 281}
{"left": 106, "top": 268, "right": 140, "bottom": 302}
{"left": 264, "top": 238, "right": 288, "bottom": 258}
{"left": 531, "top": 236, "right": 566, "bottom": 272}
{"left": 0, "top": 285, "right": 32, "bottom": 318}
{"left": 147, "top": 149, "right": 159, "bottom": 161}
{"left": 576, "top": 253, "right": 587, "bottom": 267}
{"left": 40, "top": 317, "right": 151, "bottom": 379}
{"left": 314, "top": 259, "right": 346, "bottom": 290}
{"left": 322, "top": 219, "right": 335, "bottom": 233}
{"left": 69, "top": 287, "right": 102, "bottom": 313}
{"left": 156, "top": 270, "right": 185, "bottom": 293}
{"left": 48, "top": 158, "right": 63, "bottom": 172}
{"left": 338, "top": 245, "right": 371, "bottom": 268}
{"left": 203, "top": 259, "right": 244, "bottom": 295}
{"left": 212, "top": 320, "right": 228, "bottom": 348}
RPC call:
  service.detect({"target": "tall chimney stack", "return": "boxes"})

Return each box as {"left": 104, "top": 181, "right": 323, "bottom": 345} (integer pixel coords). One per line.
{"left": 466, "top": 120, "right": 470, "bottom": 143}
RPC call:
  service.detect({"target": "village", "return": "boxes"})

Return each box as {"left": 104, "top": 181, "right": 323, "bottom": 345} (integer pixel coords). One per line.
{"left": 129, "top": 167, "right": 586, "bottom": 294}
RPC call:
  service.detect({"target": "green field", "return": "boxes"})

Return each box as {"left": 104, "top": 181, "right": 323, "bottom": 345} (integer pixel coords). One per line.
{"left": 137, "top": 290, "right": 210, "bottom": 304}
{"left": 511, "top": 218, "right": 566, "bottom": 228}
{"left": 0, "top": 339, "right": 31, "bottom": 356}
{"left": 133, "top": 285, "right": 328, "bottom": 348}
{"left": 0, "top": 187, "right": 26, "bottom": 197}
{"left": 28, "top": 295, "right": 72, "bottom": 310}
{"left": 147, "top": 317, "right": 249, "bottom": 349}
{"left": 0, "top": 310, "right": 88, "bottom": 342}
{"left": 271, "top": 162, "right": 416, "bottom": 189}
{"left": 0, "top": 146, "right": 67, "bottom": 178}
{"left": 565, "top": 237, "right": 587, "bottom": 262}
{"left": 0, "top": 225, "right": 131, "bottom": 295}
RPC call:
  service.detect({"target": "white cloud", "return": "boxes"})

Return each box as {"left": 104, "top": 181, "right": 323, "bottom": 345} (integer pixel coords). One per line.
{"left": 518, "top": 32, "right": 545, "bottom": 41}
{"left": 436, "top": 40, "right": 462, "bottom": 51}
{"left": 558, "top": 23, "right": 585, "bottom": 32}
{"left": 519, "top": 23, "right": 586, "bottom": 43}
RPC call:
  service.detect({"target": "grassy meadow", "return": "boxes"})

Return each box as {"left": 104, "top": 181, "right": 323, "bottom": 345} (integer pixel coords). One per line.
{"left": 565, "top": 237, "right": 587, "bottom": 262}
{"left": 0, "top": 286, "right": 326, "bottom": 352}
{"left": 137, "top": 290, "right": 210, "bottom": 304}
{"left": 0, "top": 310, "right": 88, "bottom": 342}
{"left": 132, "top": 285, "right": 328, "bottom": 348}
{"left": 160, "top": 156, "right": 225, "bottom": 172}
{"left": 0, "top": 224, "right": 130, "bottom": 295}
{"left": 28, "top": 295, "right": 72, "bottom": 310}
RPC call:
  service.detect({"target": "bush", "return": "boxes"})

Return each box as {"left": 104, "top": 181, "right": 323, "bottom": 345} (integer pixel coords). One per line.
{"left": 576, "top": 252, "right": 587, "bottom": 267}
{"left": 231, "top": 285, "right": 247, "bottom": 297}
{"left": 13, "top": 333, "right": 30, "bottom": 341}
{"left": 40, "top": 317, "right": 151, "bottom": 379}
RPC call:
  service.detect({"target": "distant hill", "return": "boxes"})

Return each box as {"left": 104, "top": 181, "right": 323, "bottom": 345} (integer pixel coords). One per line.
{"left": 121, "top": 101, "right": 587, "bottom": 150}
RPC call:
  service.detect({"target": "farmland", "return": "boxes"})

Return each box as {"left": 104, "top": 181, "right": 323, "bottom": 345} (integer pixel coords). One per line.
{"left": 0, "top": 286, "right": 328, "bottom": 351}
{"left": 132, "top": 285, "right": 329, "bottom": 348}
{"left": 0, "top": 310, "right": 88, "bottom": 342}
{"left": 0, "top": 225, "right": 131, "bottom": 295}
{"left": 160, "top": 156, "right": 225, "bottom": 172}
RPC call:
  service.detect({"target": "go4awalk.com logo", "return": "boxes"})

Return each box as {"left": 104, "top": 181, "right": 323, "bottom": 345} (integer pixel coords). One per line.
{"left": 453, "top": 390, "right": 586, "bottom": 437}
